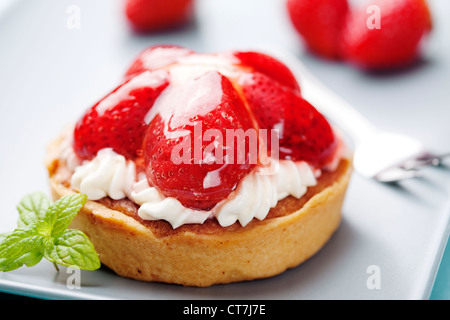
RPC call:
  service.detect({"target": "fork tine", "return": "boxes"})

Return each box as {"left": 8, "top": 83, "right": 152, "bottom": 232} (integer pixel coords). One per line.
{"left": 374, "top": 167, "right": 422, "bottom": 183}
{"left": 401, "top": 158, "right": 440, "bottom": 170}
{"left": 401, "top": 152, "right": 450, "bottom": 170}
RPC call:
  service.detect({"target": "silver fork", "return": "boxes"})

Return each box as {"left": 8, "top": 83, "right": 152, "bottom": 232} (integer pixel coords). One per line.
{"left": 266, "top": 48, "right": 449, "bottom": 183}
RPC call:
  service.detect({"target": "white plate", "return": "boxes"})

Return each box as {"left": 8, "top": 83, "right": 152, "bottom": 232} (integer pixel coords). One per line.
{"left": 1, "top": 0, "right": 449, "bottom": 300}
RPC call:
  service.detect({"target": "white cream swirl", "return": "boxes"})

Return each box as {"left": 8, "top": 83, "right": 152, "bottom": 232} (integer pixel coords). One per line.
{"left": 214, "top": 160, "right": 318, "bottom": 227}
{"left": 131, "top": 179, "right": 211, "bottom": 228}
{"left": 130, "top": 160, "right": 318, "bottom": 228}
{"left": 71, "top": 148, "right": 136, "bottom": 201}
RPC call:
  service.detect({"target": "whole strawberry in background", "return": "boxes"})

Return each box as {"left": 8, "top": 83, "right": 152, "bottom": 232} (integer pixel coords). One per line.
{"left": 341, "top": 0, "right": 432, "bottom": 70}
{"left": 287, "top": 0, "right": 349, "bottom": 59}
{"left": 287, "top": 0, "right": 433, "bottom": 70}
{"left": 125, "top": 0, "right": 194, "bottom": 33}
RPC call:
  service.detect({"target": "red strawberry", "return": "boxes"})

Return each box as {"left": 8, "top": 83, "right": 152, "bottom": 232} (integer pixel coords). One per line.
{"left": 73, "top": 70, "right": 169, "bottom": 160}
{"left": 144, "top": 71, "right": 256, "bottom": 210}
{"left": 239, "top": 71, "right": 336, "bottom": 168}
{"left": 232, "top": 51, "right": 301, "bottom": 92}
{"left": 287, "top": 0, "right": 349, "bottom": 59}
{"left": 125, "top": 44, "right": 194, "bottom": 79}
{"left": 125, "top": 0, "right": 194, "bottom": 33}
{"left": 283, "top": 98, "right": 337, "bottom": 167}
{"left": 340, "top": 0, "right": 432, "bottom": 69}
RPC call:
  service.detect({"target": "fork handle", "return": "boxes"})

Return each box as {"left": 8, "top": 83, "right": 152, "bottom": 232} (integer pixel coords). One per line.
{"left": 263, "top": 48, "right": 378, "bottom": 147}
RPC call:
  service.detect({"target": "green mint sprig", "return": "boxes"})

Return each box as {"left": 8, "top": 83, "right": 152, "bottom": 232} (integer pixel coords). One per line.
{"left": 0, "top": 192, "right": 100, "bottom": 272}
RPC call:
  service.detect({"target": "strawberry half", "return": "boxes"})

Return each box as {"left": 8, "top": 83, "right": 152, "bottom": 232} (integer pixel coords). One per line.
{"left": 73, "top": 70, "right": 169, "bottom": 160}
{"left": 287, "top": 0, "right": 349, "bottom": 59}
{"left": 283, "top": 98, "right": 337, "bottom": 167}
{"left": 340, "top": 0, "right": 432, "bottom": 69}
{"left": 125, "top": 44, "right": 194, "bottom": 80}
{"left": 125, "top": 0, "right": 194, "bottom": 33}
{"left": 144, "top": 71, "right": 256, "bottom": 210}
{"left": 232, "top": 51, "right": 301, "bottom": 92}
{"left": 239, "top": 71, "right": 336, "bottom": 167}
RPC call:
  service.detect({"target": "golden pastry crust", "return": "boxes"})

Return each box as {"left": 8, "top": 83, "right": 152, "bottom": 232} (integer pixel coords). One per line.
{"left": 46, "top": 136, "right": 352, "bottom": 287}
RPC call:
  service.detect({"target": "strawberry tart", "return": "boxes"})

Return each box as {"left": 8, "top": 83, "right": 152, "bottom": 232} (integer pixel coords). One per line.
{"left": 46, "top": 45, "right": 352, "bottom": 287}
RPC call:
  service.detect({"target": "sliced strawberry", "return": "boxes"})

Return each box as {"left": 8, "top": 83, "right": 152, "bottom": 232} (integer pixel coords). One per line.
{"left": 144, "top": 71, "right": 256, "bottom": 210}
{"left": 232, "top": 51, "right": 301, "bottom": 92}
{"left": 239, "top": 71, "right": 336, "bottom": 167}
{"left": 125, "top": 0, "right": 194, "bottom": 33}
{"left": 340, "top": 0, "right": 432, "bottom": 69}
{"left": 73, "top": 70, "right": 169, "bottom": 160}
{"left": 125, "top": 45, "right": 194, "bottom": 79}
{"left": 282, "top": 98, "right": 337, "bottom": 167}
{"left": 287, "top": 0, "right": 349, "bottom": 59}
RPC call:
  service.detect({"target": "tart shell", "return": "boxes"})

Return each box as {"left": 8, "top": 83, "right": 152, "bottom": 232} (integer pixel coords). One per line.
{"left": 46, "top": 136, "right": 352, "bottom": 287}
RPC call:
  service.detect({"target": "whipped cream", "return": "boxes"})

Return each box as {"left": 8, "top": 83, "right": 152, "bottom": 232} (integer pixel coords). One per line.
{"left": 71, "top": 148, "right": 136, "bottom": 201}
{"left": 132, "top": 160, "right": 317, "bottom": 228}
{"left": 212, "top": 160, "right": 317, "bottom": 227}
{"left": 132, "top": 179, "right": 212, "bottom": 228}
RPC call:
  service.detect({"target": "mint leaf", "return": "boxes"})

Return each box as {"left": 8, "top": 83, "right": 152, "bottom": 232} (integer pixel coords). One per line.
{"left": 0, "top": 227, "right": 44, "bottom": 272}
{"left": 0, "top": 232, "right": 11, "bottom": 244}
{"left": 35, "top": 220, "right": 53, "bottom": 239}
{"left": 44, "top": 194, "right": 87, "bottom": 238}
{"left": 2, "top": 192, "right": 100, "bottom": 273}
{"left": 17, "top": 192, "right": 51, "bottom": 228}
{"left": 44, "top": 229, "right": 100, "bottom": 271}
